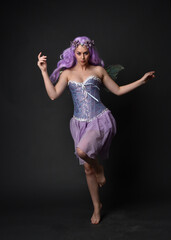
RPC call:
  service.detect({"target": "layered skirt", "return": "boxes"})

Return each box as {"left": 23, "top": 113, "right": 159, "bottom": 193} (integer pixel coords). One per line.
{"left": 69, "top": 108, "right": 117, "bottom": 165}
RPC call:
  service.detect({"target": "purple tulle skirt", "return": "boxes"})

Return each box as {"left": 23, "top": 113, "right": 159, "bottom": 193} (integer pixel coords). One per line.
{"left": 69, "top": 108, "right": 117, "bottom": 165}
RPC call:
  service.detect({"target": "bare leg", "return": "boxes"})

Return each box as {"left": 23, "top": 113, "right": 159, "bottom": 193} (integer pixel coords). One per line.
{"left": 76, "top": 147, "right": 106, "bottom": 187}
{"left": 84, "top": 162, "right": 102, "bottom": 224}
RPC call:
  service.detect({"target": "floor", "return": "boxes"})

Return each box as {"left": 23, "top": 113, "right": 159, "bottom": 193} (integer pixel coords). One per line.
{"left": 0, "top": 200, "right": 171, "bottom": 240}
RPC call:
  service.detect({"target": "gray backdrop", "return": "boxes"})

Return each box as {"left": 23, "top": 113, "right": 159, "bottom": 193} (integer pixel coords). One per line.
{"left": 1, "top": 0, "right": 171, "bottom": 209}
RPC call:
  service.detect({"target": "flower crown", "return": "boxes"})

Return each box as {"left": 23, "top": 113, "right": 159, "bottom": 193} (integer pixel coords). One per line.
{"left": 70, "top": 39, "right": 95, "bottom": 49}
{"left": 60, "top": 39, "right": 95, "bottom": 60}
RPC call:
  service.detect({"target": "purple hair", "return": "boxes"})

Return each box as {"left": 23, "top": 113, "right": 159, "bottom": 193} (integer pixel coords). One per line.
{"left": 50, "top": 36, "right": 104, "bottom": 85}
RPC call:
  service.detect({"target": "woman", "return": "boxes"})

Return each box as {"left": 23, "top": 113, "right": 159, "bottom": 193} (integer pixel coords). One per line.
{"left": 37, "top": 36, "right": 155, "bottom": 224}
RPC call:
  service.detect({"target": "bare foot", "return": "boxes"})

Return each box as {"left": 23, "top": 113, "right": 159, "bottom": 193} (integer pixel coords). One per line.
{"left": 91, "top": 203, "right": 102, "bottom": 224}
{"left": 95, "top": 164, "right": 106, "bottom": 187}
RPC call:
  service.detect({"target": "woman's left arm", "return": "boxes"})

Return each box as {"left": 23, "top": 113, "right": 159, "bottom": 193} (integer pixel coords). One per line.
{"left": 101, "top": 67, "right": 155, "bottom": 96}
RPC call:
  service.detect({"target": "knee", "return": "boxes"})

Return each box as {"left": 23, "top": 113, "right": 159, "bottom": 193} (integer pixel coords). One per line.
{"left": 76, "top": 147, "right": 87, "bottom": 159}
{"left": 84, "top": 164, "right": 95, "bottom": 176}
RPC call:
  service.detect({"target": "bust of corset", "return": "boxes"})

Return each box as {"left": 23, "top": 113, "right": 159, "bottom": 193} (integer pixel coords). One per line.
{"left": 68, "top": 75, "right": 108, "bottom": 122}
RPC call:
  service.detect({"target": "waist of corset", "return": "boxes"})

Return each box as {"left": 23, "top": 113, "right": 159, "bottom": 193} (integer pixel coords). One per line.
{"left": 72, "top": 108, "right": 109, "bottom": 122}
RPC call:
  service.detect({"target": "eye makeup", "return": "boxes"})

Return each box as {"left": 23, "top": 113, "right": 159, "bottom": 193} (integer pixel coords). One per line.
{"left": 76, "top": 51, "right": 89, "bottom": 56}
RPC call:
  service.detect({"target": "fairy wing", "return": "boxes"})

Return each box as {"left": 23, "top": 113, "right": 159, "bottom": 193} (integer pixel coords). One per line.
{"left": 105, "top": 64, "right": 124, "bottom": 80}
{"left": 104, "top": 64, "right": 125, "bottom": 92}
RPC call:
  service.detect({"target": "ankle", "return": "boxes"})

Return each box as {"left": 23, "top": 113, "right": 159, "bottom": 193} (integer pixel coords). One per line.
{"left": 93, "top": 202, "right": 102, "bottom": 210}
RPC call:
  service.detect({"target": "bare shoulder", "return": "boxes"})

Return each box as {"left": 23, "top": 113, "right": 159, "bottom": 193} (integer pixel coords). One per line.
{"left": 91, "top": 65, "right": 106, "bottom": 80}
{"left": 60, "top": 69, "right": 70, "bottom": 78}
{"left": 62, "top": 68, "right": 76, "bottom": 81}
{"left": 58, "top": 69, "right": 71, "bottom": 84}
{"left": 92, "top": 65, "right": 104, "bottom": 73}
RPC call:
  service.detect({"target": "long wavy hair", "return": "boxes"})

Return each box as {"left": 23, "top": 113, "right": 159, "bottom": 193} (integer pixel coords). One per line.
{"left": 50, "top": 36, "right": 104, "bottom": 85}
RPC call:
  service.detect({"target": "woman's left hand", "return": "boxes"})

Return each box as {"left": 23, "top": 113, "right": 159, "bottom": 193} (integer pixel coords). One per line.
{"left": 141, "top": 71, "right": 155, "bottom": 84}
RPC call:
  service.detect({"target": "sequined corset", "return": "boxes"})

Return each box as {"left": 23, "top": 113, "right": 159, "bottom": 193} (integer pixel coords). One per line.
{"left": 68, "top": 76, "right": 108, "bottom": 122}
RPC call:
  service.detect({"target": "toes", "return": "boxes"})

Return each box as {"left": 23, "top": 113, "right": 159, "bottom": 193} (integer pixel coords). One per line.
{"left": 91, "top": 218, "right": 99, "bottom": 224}
{"left": 91, "top": 217, "right": 95, "bottom": 224}
{"left": 98, "top": 180, "right": 106, "bottom": 187}
{"left": 95, "top": 218, "right": 99, "bottom": 224}
{"left": 91, "top": 214, "right": 101, "bottom": 224}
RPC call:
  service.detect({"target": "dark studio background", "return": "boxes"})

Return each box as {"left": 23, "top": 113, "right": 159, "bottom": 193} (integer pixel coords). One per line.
{"left": 1, "top": 0, "right": 171, "bottom": 239}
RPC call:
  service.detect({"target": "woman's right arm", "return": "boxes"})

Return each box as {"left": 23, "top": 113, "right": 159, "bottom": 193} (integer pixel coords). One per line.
{"left": 37, "top": 52, "right": 68, "bottom": 100}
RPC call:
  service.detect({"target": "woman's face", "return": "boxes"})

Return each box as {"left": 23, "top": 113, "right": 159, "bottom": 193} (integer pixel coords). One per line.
{"left": 75, "top": 45, "right": 90, "bottom": 65}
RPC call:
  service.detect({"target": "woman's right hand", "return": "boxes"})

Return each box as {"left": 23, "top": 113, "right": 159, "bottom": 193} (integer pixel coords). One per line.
{"left": 37, "top": 52, "right": 47, "bottom": 72}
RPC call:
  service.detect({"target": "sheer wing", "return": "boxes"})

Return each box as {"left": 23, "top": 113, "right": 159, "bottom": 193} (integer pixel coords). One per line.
{"left": 104, "top": 64, "right": 125, "bottom": 92}
{"left": 105, "top": 64, "right": 124, "bottom": 80}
